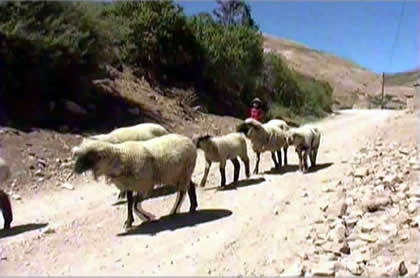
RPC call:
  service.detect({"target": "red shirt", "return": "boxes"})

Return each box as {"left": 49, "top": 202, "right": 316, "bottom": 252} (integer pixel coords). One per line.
{"left": 248, "top": 107, "right": 264, "bottom": 122}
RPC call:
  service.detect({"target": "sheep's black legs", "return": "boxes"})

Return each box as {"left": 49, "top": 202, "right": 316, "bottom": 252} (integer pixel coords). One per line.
{"left": 200, "top": 160, "right": 212, "bottom": 187}
{"left": 219, "top": 167, "right": 226, "bottom": 187}
{"left": 243, "top": 159, "right": 250, "bottom": 178}
{"left": 124, "top": 191, "right": 134, "bottom": 229}
{"left": 170, "top": 191, "right": 186, "bottom": 216}
{"left": 309, "top": 150, "right": 315, "bottom": 168}
{"left": 254, "top": 152, "right": 261, "bottom": 174}
{"left": 188, "top": 182, "right": 198, "bottom": 213}
{"left": 231, "top": 158, "right": 240, "bottom": 184}
{"left": 296, "top": 149, "right": 304, "bottom": 172}
{"left": 271, "top": 152, "right": 279, "bottom": 169}
{"left": 283, "top": 146, "right": 288, "bottom": 166}
{"left": 276, "top": 151, "right": 282, "bottom": 167}
{"left": 118, "top": 190, "right": 127, "bottom": 200}
{"left": 302, "top": 149, "right": 310, "bottom": 173}
{"left": 0, "top": 190, "right": 12, "bottom": 230}
{"left": 311, "top": 147, "right": 318, "bottom": 168}
{"left": 133, "top": 194, "right": 155, "bottom": 221}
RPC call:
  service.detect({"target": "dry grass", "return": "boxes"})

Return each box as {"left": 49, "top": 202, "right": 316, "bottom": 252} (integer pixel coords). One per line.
{"left": 263, "top": 34, "right": 415, "bottom": 109}
{"left": 385, "top": 69, "right": 420, "bottom": 87}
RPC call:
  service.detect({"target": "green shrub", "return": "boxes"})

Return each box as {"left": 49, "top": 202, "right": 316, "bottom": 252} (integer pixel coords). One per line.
{"left": 261, "top": 53, "right": 304, "bottom": 113}
{"left": 188, "top": 12, "right": 263, "bottom": 110}
{"left": 0, "top": 0, "right": 334, "bottom": 125}
{"left": 108, "top": 1, "right": 204, "bottom": 85}
{"left": 262, "top": 53, "right": 333, "bottom": 120}
{"left": 294, "top": 72, "right": 333, "bottom": 117}
{"left": 0, "top": 2, "right": 115, "bottom": 69}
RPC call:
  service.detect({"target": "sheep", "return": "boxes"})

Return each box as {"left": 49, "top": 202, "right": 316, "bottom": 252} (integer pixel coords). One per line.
{"left": 194, "top": 132, "right": 250, "bottom": 188}
{"left": 265, "top": 119, "right": 290, "bottom": 131}
{"left": 87, "top": 123, "right": 169, "bottom": 144}
{"left": 72, "top": 134, "right": 198, "bottom": 230}
{"left": 0, "top": 157, "right": 12, "bottom": 230}
{"left": 286, "top": 125, "right": 321, "bottom": 173}
{"left": 84, "top": 123, "right": 169, "bottom": 201}
{"left": 264, "top": 119, "right": 291, "bottom": 167}
{"left": 237, "top": 118, "right": 288, "bottom": 174}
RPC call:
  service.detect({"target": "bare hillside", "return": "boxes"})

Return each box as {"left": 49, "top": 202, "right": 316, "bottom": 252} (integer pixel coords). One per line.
{"left": 263, "top": 34, "right": 416, "bottom": 109}
{"left": 385, "top": 68, "right": 420, "bottom": 87}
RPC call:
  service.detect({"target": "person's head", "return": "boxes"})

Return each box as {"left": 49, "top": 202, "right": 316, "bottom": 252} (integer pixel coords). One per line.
{"left": 251, "top": 98, "right": 262, "bottom": 108}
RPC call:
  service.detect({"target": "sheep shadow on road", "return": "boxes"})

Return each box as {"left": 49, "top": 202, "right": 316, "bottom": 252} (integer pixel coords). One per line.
{"left": 117, "top": 209, "right": 232, "bottom": 237}
{"left": 0, "top": 223, "right": 48, "bottom": 239}
{"left": 264, "top": 162, "right": 334, "bottom": 175}
{"left": 216, "top": 177, "right": 266, "bottom": 191}
{"left": 264, "top": 165, "right": 299, "bottom": 175}
{"left": 307, "top": 162, "right": 334, "bottom": 173}
{"left": 113, "top": 185, "right": 179, "bottom": 206}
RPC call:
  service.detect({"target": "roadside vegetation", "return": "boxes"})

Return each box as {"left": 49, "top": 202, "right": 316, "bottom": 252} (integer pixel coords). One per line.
{"left": 0, "top": 0, "right": 333, "bottom": 127}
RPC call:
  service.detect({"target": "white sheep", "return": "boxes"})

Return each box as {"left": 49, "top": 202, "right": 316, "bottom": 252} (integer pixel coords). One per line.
{"left": 87, "top": 123, "right": 169, "bottom": 144}
{"left": 72, "top": 134, "right": 198, "bottom": 230}
{"left": 237, "top": 118, "right": 288, "bottom": 174}
{"left": 0, "top": 157, "right": 12, "bottom": 230}
{"left": 84, "top": 123, "right": 169, "bottom": 200}
{"left": 194, "top": 132, "right": 250, "bottom": 188}
{"left": 265, "top": 119, "right": 290, "bottom": 131}
{"left": 264, "top": 119, "right": 291, "bottom": 166}
{"left": 286, "top": 125, "right": 321, "bottom": 173}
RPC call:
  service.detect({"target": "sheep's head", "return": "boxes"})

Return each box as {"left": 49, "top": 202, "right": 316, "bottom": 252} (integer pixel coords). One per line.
{"left": 72, "top": 141, "right": 121, "bottom": 181}
{"left": 279, "top": 124, "right": 290, "bottom": 131}
{"left": 286, "top": 130, "right": 302, "bottom": 146}
{"left": 236, "top": 122, "right": 250, "bottom": 134}
{"left": 237, "top": 118, "right": 263, "bottom": 138}
{"left": 194, "top": 134, "right": 213, "bottom": 149}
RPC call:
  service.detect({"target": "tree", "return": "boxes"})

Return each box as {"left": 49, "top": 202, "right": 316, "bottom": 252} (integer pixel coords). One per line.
{"left": 109, "top": 1, "right": 203, "bottom": 85}
{"left": 212, "top": 0, "right": 257, "bottom": 29}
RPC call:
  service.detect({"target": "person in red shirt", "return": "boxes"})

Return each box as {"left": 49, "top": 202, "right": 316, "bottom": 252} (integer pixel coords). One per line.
{"left": 248, "top": 97, "right": 265, "bottom": 122}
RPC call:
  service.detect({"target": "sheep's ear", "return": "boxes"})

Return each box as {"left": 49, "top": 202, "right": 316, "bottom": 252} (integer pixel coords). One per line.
{"left": 237, "top": 122, "right": 250, "bottom": 133}
{"left": 109, "top": 157, "right": 122, "bottom": 177}
{"left": 245, "top": 126, "right": 254, "bottom": 137}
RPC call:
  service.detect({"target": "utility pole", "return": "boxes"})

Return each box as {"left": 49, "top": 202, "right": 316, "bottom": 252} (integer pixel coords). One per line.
{"left": 381, "top": 72, "right": 385, "bottom": 109}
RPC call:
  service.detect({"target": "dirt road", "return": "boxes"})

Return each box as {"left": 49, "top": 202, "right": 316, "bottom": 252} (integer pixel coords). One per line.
{"left": 0, "top": 109, "right": 395, "bottom": 275}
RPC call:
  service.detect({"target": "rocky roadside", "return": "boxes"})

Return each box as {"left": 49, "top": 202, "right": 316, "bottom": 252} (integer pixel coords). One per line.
{"left": 303, "top": 137, "right": 419, "bottom": 277}
{"left": 0, "top": 127, "right": 83, "bottom": 200}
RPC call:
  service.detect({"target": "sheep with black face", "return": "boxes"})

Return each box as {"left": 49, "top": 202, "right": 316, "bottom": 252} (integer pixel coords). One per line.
{"left": 194, "top": 132, "right": 250, "bottom": 188}
{"left": 237, "top": 118, "right": 288, "bottom": 174}
{"left": 72, "top": 134, "right": 198, "bottom": 230}
{"left": 82, "top": 123, "right": 169, "bottom": 201}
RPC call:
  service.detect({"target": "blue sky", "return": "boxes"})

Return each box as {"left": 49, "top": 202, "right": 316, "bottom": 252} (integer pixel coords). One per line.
{"left": 178, "top": 1, "right": 418, "bottom": 74}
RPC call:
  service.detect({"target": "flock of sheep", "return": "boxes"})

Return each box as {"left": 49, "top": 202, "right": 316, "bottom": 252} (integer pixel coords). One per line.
{"left": 0, "top": 119, "right": 321, "bottom": 231}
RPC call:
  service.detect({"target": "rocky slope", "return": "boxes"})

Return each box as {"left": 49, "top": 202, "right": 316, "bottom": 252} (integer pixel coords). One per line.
{"left": 301, "top": 110, "right": 419, "bottom": 277}
{"left": 0, "top": 70, "right": 243, "bottom": 199}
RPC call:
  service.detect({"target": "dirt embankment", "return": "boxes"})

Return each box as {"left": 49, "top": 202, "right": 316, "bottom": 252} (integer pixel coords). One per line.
{"left": 0, "top": 69, "right": 243, "bottom": 199}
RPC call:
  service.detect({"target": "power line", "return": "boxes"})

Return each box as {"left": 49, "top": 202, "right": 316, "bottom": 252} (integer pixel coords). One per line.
{"left": 388, "top": 0, "right": 407, "bottom": 73}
